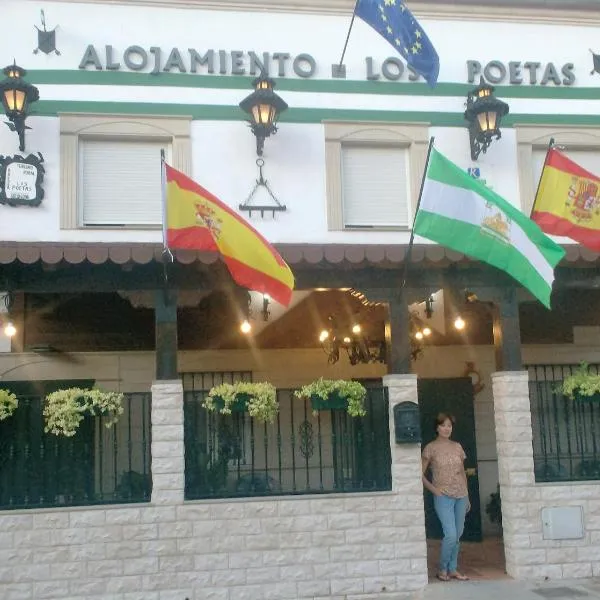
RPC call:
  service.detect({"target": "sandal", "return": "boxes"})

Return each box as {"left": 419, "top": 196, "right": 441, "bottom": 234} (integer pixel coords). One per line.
{"left": 449, "top": 572, "right": 469, "bottom": 581}
{"left": 436, "top": 573, "right": 450, "bottom": 582}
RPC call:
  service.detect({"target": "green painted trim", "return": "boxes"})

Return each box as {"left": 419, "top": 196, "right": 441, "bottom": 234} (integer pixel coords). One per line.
{"left": 28, "top": 70, "right": 600, "bottom": 101}
{"left": 33, "top": 99, "right": 600, "bottom": 126}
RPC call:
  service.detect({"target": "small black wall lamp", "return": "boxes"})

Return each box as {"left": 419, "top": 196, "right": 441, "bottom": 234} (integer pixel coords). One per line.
{"left": 464, "top": 77, "right": 509, "bottom": 161}
{"left": 239, "top": 75, "right": 288, "bottom": 156}
{"left": 0, "top": 62, "right": 40, "bottom": 152}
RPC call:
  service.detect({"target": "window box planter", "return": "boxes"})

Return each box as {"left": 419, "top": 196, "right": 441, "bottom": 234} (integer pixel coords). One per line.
{"left": 212, "top": 393, "right": 250, "bottom": 413}
{"left": 572, "top": 389, "right": 600, "bottom": 403}
{"left": 204, "top": 382, "right": 278, "bottom": 424}
{"left": 310, "top": 391, "right": 348, "bottom": 411}
{"left": 295, "top": 378, "right": 367, "bottom": 417}
{"left": 557, "top": 363, "right": 600, "bottom": 403}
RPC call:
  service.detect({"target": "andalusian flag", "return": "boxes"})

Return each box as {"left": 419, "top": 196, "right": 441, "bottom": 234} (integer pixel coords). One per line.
{"left": 165, "top": 164, "right": 294, "bottom": 306}
{"left": 414, "top": 148, "right": 565, "bottom": 308}
{"left": 532, "top": 148, "right": 600, "bottom": 251}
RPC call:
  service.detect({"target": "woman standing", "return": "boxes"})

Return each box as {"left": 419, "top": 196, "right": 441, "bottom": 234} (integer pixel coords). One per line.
{"left": 421, "top": 413, "right": 470, "bottom": 582}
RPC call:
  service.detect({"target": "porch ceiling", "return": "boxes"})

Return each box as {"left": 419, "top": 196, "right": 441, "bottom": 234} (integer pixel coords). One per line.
{"left": 0, "top": 242, "right": 596, "bottom": 266}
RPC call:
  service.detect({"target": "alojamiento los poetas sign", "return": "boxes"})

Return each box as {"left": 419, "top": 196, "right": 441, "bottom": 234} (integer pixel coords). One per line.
{"left": 78, "top": 44, "right": 578, "bottom": 86}
{"left": 0, "top": 154, "right": 45, "bottom": 207}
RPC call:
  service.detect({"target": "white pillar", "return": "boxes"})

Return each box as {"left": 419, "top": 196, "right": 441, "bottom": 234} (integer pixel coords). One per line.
{"left": 150, "top": 379, "right": 185, "bottom": 505}
{"left": 491, "top": 371, "right": 536, "bottom": 579}
{"left": 383, "top": 374, "right": 428, "bottom": 588}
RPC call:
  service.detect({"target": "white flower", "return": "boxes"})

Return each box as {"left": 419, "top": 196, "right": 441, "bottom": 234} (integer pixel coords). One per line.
{"left": 204, "top": 382, "right": 278, "bottom": 424}
{"left": 0, "top": 389, "right": 18, "bottom": 421}
{"left": 44, "top": 388, "right": 125, "bottom": 436}
{"left": 294, "top": 378, "right": 367, "bottom": 417}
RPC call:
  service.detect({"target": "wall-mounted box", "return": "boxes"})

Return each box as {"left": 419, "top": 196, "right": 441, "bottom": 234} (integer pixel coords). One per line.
{"left": 541, "top": 506, "right": 584, "bottom": 540}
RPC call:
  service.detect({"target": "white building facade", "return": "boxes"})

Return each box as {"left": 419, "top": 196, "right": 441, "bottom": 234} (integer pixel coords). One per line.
{"left": 0, "top": 0, "right": 600, "bottom": 598}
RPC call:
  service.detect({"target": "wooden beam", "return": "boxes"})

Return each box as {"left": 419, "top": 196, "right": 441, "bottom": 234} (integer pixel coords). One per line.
{"left": 154, "top": 289, "right": 178, "bottom": 380}
{"left": 385, "top": 291, "right": 412, "bottom": 375}
{"left": 492, "top": 287, "right": 522, "bottom": 371}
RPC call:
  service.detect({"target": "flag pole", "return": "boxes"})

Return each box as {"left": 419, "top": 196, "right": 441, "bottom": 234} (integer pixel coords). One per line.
{"left": 160, "top": 150, "right": 173, "bottom": 297}
{"left": 529, "top": 137, "right": 555, "bottom": 219}
{"left": 161, "top": 149, "right": 168, "bottom": 251}
{"left": 401, "top": 136, "right": 436, "bottom": 290}
{"left": 338, "top": 0, "right": 360, "bottom": 67}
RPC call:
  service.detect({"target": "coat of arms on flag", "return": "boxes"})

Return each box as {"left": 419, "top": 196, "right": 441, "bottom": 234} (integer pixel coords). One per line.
{"left": 567, "top": 177, "right": 600, "bottom": 223}
{"left": 532, "top": 146, "right": 600, "bottom": 251}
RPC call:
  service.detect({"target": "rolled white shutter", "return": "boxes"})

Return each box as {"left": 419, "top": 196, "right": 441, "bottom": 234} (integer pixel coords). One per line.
{"left": 80, "top": 139, "right": 168, "bottom": 226}
{"left": 341, "top": 145, "right": 410, "bottom": 228}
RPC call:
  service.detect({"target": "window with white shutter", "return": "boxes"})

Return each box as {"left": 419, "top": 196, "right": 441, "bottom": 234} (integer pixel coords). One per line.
{"left": 79, "top": 139, "right": 168, "bottom": 227}
{"left": 532, "top": 148, "right": 600, "bottom": 188}
{"left": 516, "top": 126, "right": 600, "bottom": 216}
{"left": 341, "top": 145, "right": 410, "bottom": 228}
{"left": 60, "top": 114, "right": 191, "bottom": 230}
{"left": 324, "top": 122, "right": 430, "bottom": 231}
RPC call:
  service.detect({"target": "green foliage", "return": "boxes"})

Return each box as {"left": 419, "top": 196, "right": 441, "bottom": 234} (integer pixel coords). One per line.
{"left": 0, "top": 389, "right": 18, "bottom": 421}
{"left": 294, "top": 378, "right": 367, "bottom": 417}
{"left": 204, "top": 381, "right": 278, "bottom": 424}
{"left": 557, "top": 363, "right": 600, "bottom": 400}
{"left": 485, "top": 484, "right": 502, "bottom": 527}
{"left": 44, "top": 388, "right": 125, "bottom": 437}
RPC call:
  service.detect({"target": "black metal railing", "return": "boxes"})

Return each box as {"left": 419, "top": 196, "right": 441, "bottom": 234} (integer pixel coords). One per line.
{"left": 184, "top": 387, "right": 391, "bottom": 499}
{"left": 0, "top": 393, "right": 152, "bottom": 510}
{"left": 528, "top": 364, "right": 600, "bottom": 482}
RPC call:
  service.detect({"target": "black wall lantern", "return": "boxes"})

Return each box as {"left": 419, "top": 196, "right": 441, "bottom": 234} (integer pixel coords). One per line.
{"left": 464, "top": 77, "right": 509, "bottom": 161}
{"left": 239, "top": 75, "right": 288, "bottom": 156}
{"left": 0, "top": 62, "right": 40, "bottom": 152}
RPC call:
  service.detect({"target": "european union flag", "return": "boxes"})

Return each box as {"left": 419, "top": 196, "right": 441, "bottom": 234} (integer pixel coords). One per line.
{"left": 355, "top": 0, "right": 440, "bottom": 87}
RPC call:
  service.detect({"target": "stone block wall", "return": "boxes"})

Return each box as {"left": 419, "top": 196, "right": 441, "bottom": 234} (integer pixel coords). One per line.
{"left": 0, "top": 377, "right": 427, "bottom": 600}
{"left": 492, "top": 372, "right": 600, "bottom": 580}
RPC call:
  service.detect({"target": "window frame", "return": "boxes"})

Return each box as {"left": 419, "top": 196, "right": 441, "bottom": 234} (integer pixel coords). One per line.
{"left": 324, "top": 121, "right": 430, "bottom": 231}
{"left": 516, "top": 124, "right": 600, "bottom": 216}
{"left": 60, "top": 113, "right": 192, "bottom": 230}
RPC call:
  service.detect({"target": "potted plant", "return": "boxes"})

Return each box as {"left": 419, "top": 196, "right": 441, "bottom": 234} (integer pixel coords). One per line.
{"left": 44, "top": 387, "right": 125, "bottom": 437}
{"left": 556, "top": 363, "right": 600, "bottom": 402}
{"left": 0, "top": 389, "right": 18, "bottom": 421}
{"left": 204, "top": 381, "right": 278, "bottom": 424}
{"left": 485, "top": 484, "right": 502, "bottom": 530}
{"left": 294, "top": 378, "right": 367, "bottom": 417}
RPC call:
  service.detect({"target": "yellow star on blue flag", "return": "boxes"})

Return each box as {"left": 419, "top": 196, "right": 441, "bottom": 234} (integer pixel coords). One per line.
{"left": 355, "top": 0, "right": 440, "bottom": 86}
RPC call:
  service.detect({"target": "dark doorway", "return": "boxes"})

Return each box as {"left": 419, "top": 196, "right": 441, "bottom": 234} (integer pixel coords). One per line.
{"left": 418, "top": 377, "right": 482, "bottom": 542}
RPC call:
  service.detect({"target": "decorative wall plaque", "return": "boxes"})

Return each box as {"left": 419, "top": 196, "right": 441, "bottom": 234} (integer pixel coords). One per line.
{"left": 0, "top": 153, "right": 45, "bottom": 207}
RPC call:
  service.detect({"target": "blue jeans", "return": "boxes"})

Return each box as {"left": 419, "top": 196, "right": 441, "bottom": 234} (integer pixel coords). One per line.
{"left": 433, "top": 494, "right": 468, "bottom": 573}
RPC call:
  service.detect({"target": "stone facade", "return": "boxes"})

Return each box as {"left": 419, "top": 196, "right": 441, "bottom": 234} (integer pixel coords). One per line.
{"left": 492, "top": 371, "right": 600, "bottom": 580}
{"left": 0, "top": 378, "right": 427, "bottom": 600}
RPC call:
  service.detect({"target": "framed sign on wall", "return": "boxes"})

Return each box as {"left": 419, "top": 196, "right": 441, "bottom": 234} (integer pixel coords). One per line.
{"left": 0, "top": 153, "right": 45, "bottom": 207}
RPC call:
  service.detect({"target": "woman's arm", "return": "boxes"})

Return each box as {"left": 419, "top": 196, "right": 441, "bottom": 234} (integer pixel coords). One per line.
{"left": 421, "top": 456, "right": 441, "bottom": 496}
{"left": 459, "top": 444, "right": 471, "bottom": 511}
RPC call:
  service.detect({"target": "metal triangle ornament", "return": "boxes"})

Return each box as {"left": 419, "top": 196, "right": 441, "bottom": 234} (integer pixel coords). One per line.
{"left": 34, "top": 10, "right": 60, "bottom": 56}
{"left": 591, "top": 49, "right": 600, "bottom": 76}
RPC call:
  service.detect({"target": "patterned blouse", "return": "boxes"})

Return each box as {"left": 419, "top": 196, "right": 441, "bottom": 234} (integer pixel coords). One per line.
{"left": 422, "top": 440, "right": 468, "bottom": 499}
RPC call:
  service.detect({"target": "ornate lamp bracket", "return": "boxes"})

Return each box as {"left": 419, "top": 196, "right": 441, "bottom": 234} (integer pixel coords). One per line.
{"left": 239, "top": 158, "right": 286, "bottom": 218}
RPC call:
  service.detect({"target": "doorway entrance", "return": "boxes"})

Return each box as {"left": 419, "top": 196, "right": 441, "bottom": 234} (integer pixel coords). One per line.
{"left": 419, "top": 378, "right": 507, "bottom": 580}
{"left": 419, "top": 377, "right": 482, "bottom": 542}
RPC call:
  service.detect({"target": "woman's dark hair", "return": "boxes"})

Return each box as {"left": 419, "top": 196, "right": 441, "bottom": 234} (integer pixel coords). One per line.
{"left": 435, "top": 412, "right": 456, "bottom": 428}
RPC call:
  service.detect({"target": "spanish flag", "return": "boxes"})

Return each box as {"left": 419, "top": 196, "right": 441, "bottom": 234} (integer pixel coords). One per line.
{"left": 532, "top": 148, "right": 600, "bottom": 251}
{"left": 165, "top": 164, "right": 294, "bottom": 306}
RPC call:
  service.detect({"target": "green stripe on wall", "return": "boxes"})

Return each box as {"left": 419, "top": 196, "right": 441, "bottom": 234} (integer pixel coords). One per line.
{"left": 27, "top": 70, "right": 600, "bottom": 100}
{"left": 33, "top": 99, "right": 600, "bottom": 126}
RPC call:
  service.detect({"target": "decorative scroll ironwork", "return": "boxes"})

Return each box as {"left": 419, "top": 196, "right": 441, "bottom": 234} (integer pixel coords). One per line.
{"left": 298, "top": 420, "right": 314, "bottom": 459}
{"left": 0, "top": 393, "right": 151, "bottom": 509}
{"left": 184, "top": 387, "right": 392, "bottom": 500}
{"left": 528, "top": 363, "right": 600, "bottom": 483}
